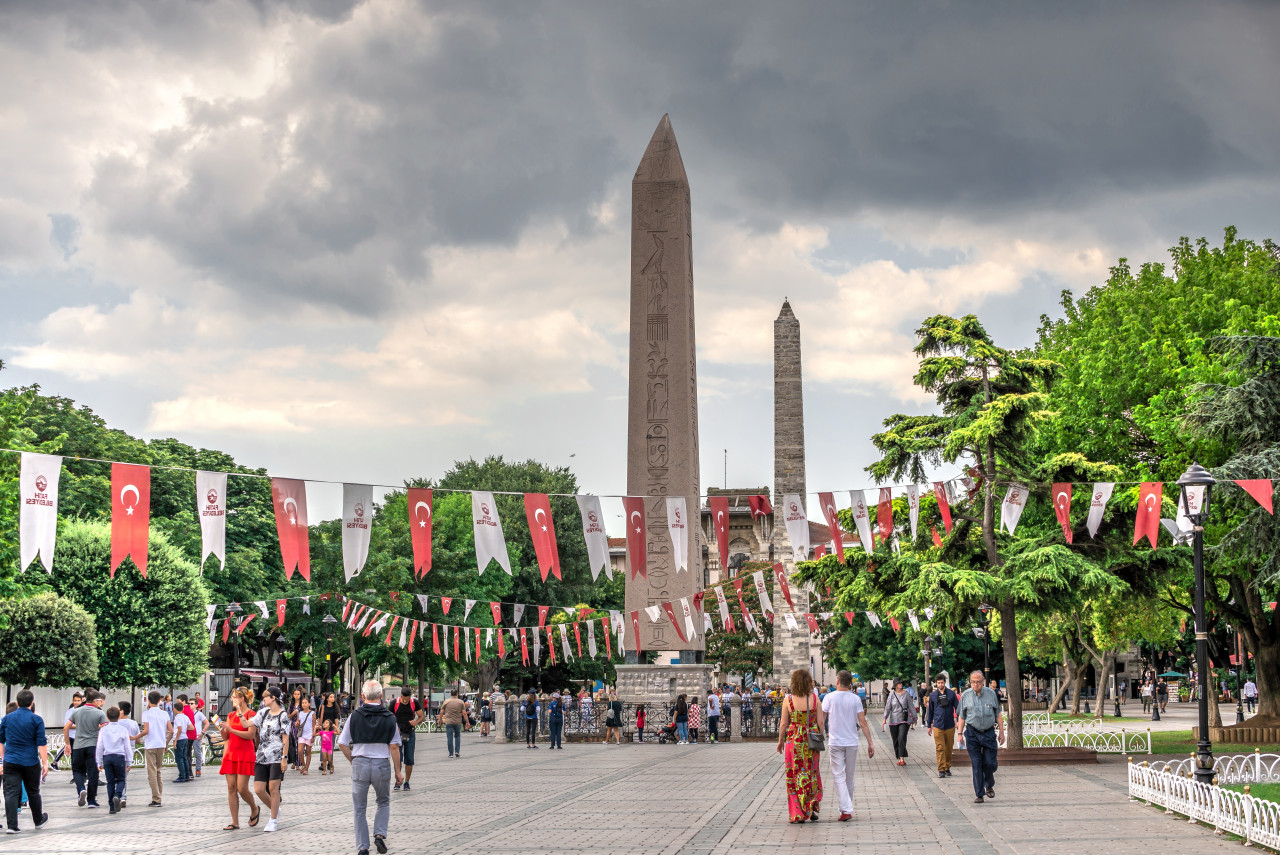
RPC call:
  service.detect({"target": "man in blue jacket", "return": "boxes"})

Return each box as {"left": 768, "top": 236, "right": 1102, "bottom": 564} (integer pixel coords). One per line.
{"left": 1, "top": 690, "right": 50, "bottom": 833}
{"left": 926, "top": 675, "right": 959, "bottom": 778}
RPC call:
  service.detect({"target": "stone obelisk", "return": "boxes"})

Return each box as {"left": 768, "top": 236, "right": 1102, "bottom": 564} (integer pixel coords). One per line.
{"left": 772, "top": 299, "right": 813, "bottom": 678}
{"left": 624, "top": 114, "right": 703, "bottom": 659}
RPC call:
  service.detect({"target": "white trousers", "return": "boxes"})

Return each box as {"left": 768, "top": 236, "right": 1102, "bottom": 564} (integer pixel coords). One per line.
{"left": 829, "top": 744, "right": 858, "bottom": 814}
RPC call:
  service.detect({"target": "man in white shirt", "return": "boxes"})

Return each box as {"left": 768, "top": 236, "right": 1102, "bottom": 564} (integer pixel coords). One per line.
{"left": 707, "top": 691, "right": 721, "bottom": 743}
{"left": 1245, "top": 679, "right": 1259, "bottom": 714}
{"left": 821, "top": 670, "right": 875, "bottom": 822}
{"left": 138, "top": 691, "right": 172, "bottom": 807}
{"left": 191, "top": 707, "right": 208, "bottom": 778}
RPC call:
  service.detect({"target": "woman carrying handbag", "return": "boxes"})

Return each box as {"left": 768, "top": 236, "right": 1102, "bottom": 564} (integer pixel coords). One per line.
{"left": 882, "top": 678, "right": 917, "bottom": 765}
{"left": 775, "top": 669, "right": 825, "bottom": 823}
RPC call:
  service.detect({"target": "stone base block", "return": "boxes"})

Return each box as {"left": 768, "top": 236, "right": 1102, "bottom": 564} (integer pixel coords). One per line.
{"left": 615, "top": 663, "right": 715, "bottom": 703}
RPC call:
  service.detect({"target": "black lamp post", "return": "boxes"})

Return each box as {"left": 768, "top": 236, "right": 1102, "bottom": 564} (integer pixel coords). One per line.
{"left": 1178, "top": 462, "right": 1217, "bottom": 786}
{"left": 1236, "top": 627, "right": 1246, "bottom": 725}
{"left": 977, "top": 604, "right": 992, "bottom": 679}
{"left": 323, "top": 614, "right": 338, "bottom": 694}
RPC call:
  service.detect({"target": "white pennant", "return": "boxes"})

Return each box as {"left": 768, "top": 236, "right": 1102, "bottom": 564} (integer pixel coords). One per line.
{"left": 302, "top": 596, "right": 311, "bottom": 615}
{"left": 782, "top": 493, "right": 810, "bottom": 561}
{"left": 399, "top": 619, "right": 409, "bottom": 648}
{"left": 563, "top": 606, "right": 576, "bottom": 617}
{"left": 195, "top": 470, "right": 227, "bottom": 571}
{"left": 704, "top": 612, "right": 714, "bottom": 634}
{"left": 341, "top": 483, "right": 374, "bottom": 581}
{"left": 820, "top": 612, "right": 832, "bottom": 620}
{"left": 464, "top": 599, "right": 476, "bottom": 621}
{"left": 715, "top": 586, "right": 731, "bottom": 628}
{"left": 644, "top": 605, "right": 662, "bottom": 623}
{"left": 19, "top": 452, "right": 61, "bottom": 573}
{"left": 205, "top": 605, "right": 216, "bottom": 640}
{"left": 485, "top": 627, "right": 493, "bottom": 647}
{"left": 532, "top": 627, "right": 541, "bottom": 663}
{"left": 1176, "top": 485, "right": 1205, "bottom": 533}
{"left": 784, "top": 613, "right": 799, "bottom": 631}
{"left": 866, "top": 611, "right": 882, "bottom": 628}
{"left": 512, "top": 603, "right": 526, "bottom": 625}
{"left": 255, "top": 600, "right": 269, "bottom": 619}
{"left": 416, "top": 594, "right": 429, "bottom": 614}
{"left": 559, "top": 624, "right": 572, "bottom": 660}
{"left": 665, "top": 496, "right": 689, "bottom": 572}
{"left": 472, "top": 491, "right": 511, "bottom": 574}
{"left": 576, "top": 495, "right": 612, "bottom": 580}
{"left": 849, "top": 490, "right": 874, "bottom": 552}
{"left": 465, "top": 627, "right": 472, "bottom": 661}
{"left": 906, "top": 485, "right": 920, "bottom": 542}
{"left": 586, "top": 619, "right": 598, "bottom": 657}
{"left": 753, "top": 570, "right": 774, "bottom": 614}
{"left": 999, "top": 483, "right": 1029, "bottom": 535}
{"left": 1086, "top": 482, "right": 1115, "bottom": 538}
{"left": 680, "top": 597, "right": 697, "bottom": 640}
{"left": 907, "top": 610, "right": 920, "bottom": 631}
{"left": 923, "top": 607, "right": 934, "bottom": 620}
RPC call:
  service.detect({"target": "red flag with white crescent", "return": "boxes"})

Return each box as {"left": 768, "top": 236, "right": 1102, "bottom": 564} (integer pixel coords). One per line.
{"left": 601, "top": 617, "right": 611, "bottom": 658}
{"left": 342, "top": 600, "right": 353, "bottom": 622}
{"left": 621, "top": 497, "right": 647, "bottom": 579}
{"left": 877, "top": 488, "right": 894, "bottom": 544}
{"left": 805, "top": 613, "right": 819, "bottom": 633}
{"left": 520, "top": 628, "right": 529, "bottom": 666}
{"left": 407, "top": 488, "right": 433, "bottom": 576}
{"left": 538, "top": 605, "right": 549, "bottom": 627}
{"left": 709, "top": 496, "right": 730, "bottom": 571}
{"left": 733, "top": 578, "right": 750, "bottom": 628}
{"left": 931, "top": 525, "right": 943, "bottom": 547}
{"left": 773, "top": 562, "right": 795, "bottom": 611}
{"left": 453, "top": 626, "right": 460, "bottom": 661}
{"left": 817, "top": 492, "right": 844, "bottom": 562}
{"left": 496, "top": 629, "right": 506, "bottom": 658}
{"left": 661, "top": 602, "right": 687, "bottom": 643}
{"left": 630, "top": 610, "right": 643, "bottom": 654}
{"left": 1134, "top": 482, "right": 1162, "bottom": 548}
{"left": 524, "top": 493, "right": 561, "bottom": 581}
{"left": 1052, "top": 482, "right": 1073, "bottom": 544}
{"left": 573, "top": 623, "right": 582, "bottom": 657}
{"left": 363, "top": 612, "right": 381, "bottom": 637}
{"left": 432, "top": 623, "right": 440, "bottom": 655}
{"left": 385, "top": 616, "right": 400, "bottom": 646}
{"left": 815, "top": 544, "right": 827, "bottom": 559}
{"left": 110, "top": 463, "right": 151, "bottom": 578}
{"left": 439, "top": 597, "right": 451, "bottom": 615}
{"left": 222, "top": 618, "right": 231, "bottom": 643}
{"left": 490, "top": 602, "right": 502, "bottom": 625}
{"left": 546, "top": 626, "right": 555, "bottom": 665}
{"left": 748, "top": 494, "right": 773, "bottom": 520}
{"left": 237, "top": 614, "right": 255, "bottom": 634}
{"left": 408, "top": 621, "right": 417, "bottom": 653}
{"left": 1237, "top": 480, "right": 1275, "bottom": 514}
{"left": 270, "top": 478, "right": 310, "bottom": 581}
{"left": 276, "top": 599, "right": 287, "bottom": 627}
{"left": 933, "top": 482, "right": 952, "bottom": 535}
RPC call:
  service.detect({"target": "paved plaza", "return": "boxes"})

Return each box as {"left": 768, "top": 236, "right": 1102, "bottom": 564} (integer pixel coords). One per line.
{"left": 5, "top": 722, "right": 1241, "bottom": 855}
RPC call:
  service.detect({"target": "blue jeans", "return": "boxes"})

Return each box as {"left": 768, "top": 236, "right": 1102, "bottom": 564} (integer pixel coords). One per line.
{"left": 401, "top": 731, "right": 416, "bottom": 767}
{"left": 102, "top": 755, "right": 128, "bottom": 804}
{"left": 549, "top": 719, "right": 562, "bottom": 748}
{"left": 964, "top": 726, "right": 999, "bottom": 798}
{"left": 677, "top": 721, "right": 689, "bottom": 742}
{"left": 445, "top": 723, "right": 461, "bottom": 756}
{"left": 174, "top": 739, "right": 191, "bottom": 780}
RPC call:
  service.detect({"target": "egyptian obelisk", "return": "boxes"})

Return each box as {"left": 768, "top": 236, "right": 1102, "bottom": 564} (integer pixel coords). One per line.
{"left": 625, "top": 114, "right": 703, "bottom": 659}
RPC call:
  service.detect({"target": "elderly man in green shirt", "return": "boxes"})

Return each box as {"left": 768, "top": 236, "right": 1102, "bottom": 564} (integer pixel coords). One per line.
{"left": 956, "top": 671, "right": 1004, "bottom": 804}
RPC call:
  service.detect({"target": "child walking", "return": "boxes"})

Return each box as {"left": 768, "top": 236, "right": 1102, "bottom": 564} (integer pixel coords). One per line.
{"left": 317, "top": 719, "right": 336, "bottom": 774}
{"left": 636, "top": 704, "right": 646, "bottom": 742}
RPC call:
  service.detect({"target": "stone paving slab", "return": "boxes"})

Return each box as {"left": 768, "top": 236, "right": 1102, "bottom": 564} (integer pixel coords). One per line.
{"left": 0, "top": 724, "right": 1244, "bottom": 854}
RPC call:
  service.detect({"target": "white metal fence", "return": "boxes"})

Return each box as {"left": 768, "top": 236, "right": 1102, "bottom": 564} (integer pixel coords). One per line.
{"left": 995, "top": 712, "right": 1150, "bottom": 753}
{"left": 1129, "top": 753, "right": 1280, "bottom": 850}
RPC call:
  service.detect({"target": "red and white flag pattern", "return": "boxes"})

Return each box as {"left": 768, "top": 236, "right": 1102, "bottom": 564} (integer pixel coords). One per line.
{"left": 818, "top": 492, "right": 844, "bottom": 562}
{"left": 709, "top": 496, "right": 730, "bottom": 571}
{"left": 933, "top": 482, "right": 953, "bottom": 534}
{"left": 1052, "top": 482, "right": 1073, "bottom": 544}
{"left": 621, "top": 496, "right": 647, "bottom": 579}
{"left": 407, "top": 488, "right": 433, "bottom": 577}
{"left": 111, "top": 463, "right": 151, "bottom": 578}
{"left": 271, "top": 478, "right": 310, "bottom": 581}
{"left": 195, "top": 470, "right": 227, "bottom": 572}
{"left": 1134, "top": 482, "right": 1163, "bottom": 548}
{"left": 524, "top": 493, "right": 560, "bottom": 581}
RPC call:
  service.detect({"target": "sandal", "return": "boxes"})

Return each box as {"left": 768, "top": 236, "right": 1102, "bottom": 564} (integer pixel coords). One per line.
{"left": 223, "top": 824, "right": 239, "bottom": 831}
{"left": 248, "top": 808, "right": 261, "bottom": 827}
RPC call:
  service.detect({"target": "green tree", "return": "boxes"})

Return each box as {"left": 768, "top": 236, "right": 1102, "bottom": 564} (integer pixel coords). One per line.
{"left": 704, "top": 562, "right": 775, "bottom": 682}
{"left": 51, "top": 520, "right": 209, "bottom": 689}
{"left": 0, "top": 592, "right": 98, "bottom": 688}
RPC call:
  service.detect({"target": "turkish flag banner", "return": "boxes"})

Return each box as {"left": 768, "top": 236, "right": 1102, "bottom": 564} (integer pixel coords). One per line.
{"left": 1237, "top": 480, "right": 1275, "bottom": 514}
{"left": 621, "top": 496, "right": 647, "bottom": 579}
{"left": 805, "top": 613, "right": 820, "bottom": 633}
{"left": 888, "top": 616, "right": 900, "bottom": 633}
{"left": 386, "top": 616, "right": 400, "bottom": 646}
{"left": 709, "top": 496, "right": 730, "bottom": 571}
{"left": 271, "top": 478, "right": 310, "bottom": 581}
{"left": 454, "top": 625, "right": 460, "bottom": 661}
{"left": 933, "top": 482, "right": 953, "bottom": 534}
{"left": 524, "top": 493, "right": 561, "bottom": 581}
{"left": 630, "top": 610, "right": 643, "bottom": 654}
{"left": 845, "top": 612, "right": 855, "bottom": 625}
{"left": 476, "top": 628, "right": 482, "bottom": 663}
{"left": 432, "top": 623, "right": 440, "bottom": 655}
{"left": 1052, "top": 483, "right": 1073, "bottom": 543}
{"left": 573, "top": 623, "right": 583, "bottom": 657}
{"left": 815, "top": 545, "right": 828, "bottom": 559}
{"left": 407, "top": 488, "right": 433, "bottom": 576}
{"left": 490, "top": 601, "right": 502, "bottom": 625}
{"left": 362, "top": 612, "right": 381, "bottom": 637}
{"left": 440, "top": 597, "right": 452, "bottom": 615}
{"left": 111, "top": 463, "right": 151, "bottom": 578}
{"left": 602, "top": 617, "right": 612, "bottom": 658}
{"left": 276, "top": 599, "right": 287, "bottom": 627}
{"left": 222, "top": 618, "right": 231, "bottom": 643}
{"left": 546, "top": 627, "right": 556, "bottom": 665}
{"left": 1134, "top": 482, "right": 1163, "bottom": 548}
{"left": 773, "top": 563, "right": 795, "bottom": 611}
{"left": 237, "top": 614, "right": 255, "bottom": 634}
{"left": 877, "top": 488, "right": 894, "bottom": 545}
{"left": 408, "top": 621, "right": 417, "bottom": 653}
{"left": 496, "top": 629, "right": 506, "bottom": 658}
{"left": 661, "top": 602, "right": 687, "bottom": 643}
{"left": 817, "top": 492, "right": 845, "bottom": 562}
{"left": 342, "top": 599, "right": 353, "bottom": 623}
{"left": 748, "top": 494, "right": 773, "bottom": 520}
{"left": 538, "top": 605, "right": 549, "bottom": 627}
{"left": 520, "top": 628, "right": 529, "bottom": 666}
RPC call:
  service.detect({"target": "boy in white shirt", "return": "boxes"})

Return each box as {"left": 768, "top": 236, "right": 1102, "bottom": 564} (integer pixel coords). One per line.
{"left": 94, "top": 707, "right": 133, "bottom": 815}
{"left": 821, "top": 670, "right": 876, "bottom": 823}
{"left": 172, "top": 703, "right": 193, "bottom": 783}
{"left": 192, "top": 706, "right": 208, "bottom": 777}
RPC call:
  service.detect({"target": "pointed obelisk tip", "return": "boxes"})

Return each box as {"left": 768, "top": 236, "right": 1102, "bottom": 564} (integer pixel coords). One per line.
{"left": 634, "top": 113, "right": 688, "bottom": 184}
{"left": 777, "top": 299, "right": 797, "bottom": 322}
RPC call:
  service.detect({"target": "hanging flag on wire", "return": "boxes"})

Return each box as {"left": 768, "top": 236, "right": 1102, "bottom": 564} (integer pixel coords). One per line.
{"left": 407, "top": 488, "right": 433, "bottom": 577}
{"left": 111, "top": 463, "right": 151, "bottom": 578}
{"left": 19, "top": 452, "right": 60, "bottom": 573}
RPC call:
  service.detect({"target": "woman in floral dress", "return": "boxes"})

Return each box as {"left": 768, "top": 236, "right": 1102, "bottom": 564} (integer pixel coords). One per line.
{"left": 775, "top": 669, "right": 825, "bottom": 823}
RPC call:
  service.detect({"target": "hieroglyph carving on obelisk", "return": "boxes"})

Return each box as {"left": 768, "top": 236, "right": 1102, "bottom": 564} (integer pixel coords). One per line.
{"left": 625, "top": 115, "right": 703, "bottom": 655}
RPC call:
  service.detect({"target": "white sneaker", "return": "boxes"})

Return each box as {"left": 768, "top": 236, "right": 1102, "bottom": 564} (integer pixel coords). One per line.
{"left": 264, "top": 819, "right": 278, "bottom": 832}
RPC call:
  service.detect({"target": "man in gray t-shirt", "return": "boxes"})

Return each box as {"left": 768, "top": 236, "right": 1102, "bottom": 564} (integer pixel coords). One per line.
{"left": 66, "top": 691, "right": 108, "bottom": 807}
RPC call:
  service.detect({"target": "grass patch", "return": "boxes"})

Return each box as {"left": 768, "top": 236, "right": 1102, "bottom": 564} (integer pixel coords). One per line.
{"left": 1224, "top": 782, "right": 1280, "bottom": 805}
{"left": 1149, "top": 728, "right": 1280, "bottom": 756}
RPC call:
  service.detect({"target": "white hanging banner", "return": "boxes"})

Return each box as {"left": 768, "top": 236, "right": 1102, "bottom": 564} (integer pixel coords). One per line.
{"left": 923, "top": 606, "right": 934, "bottom": 620}
{"left": 485, "top": 627, "right": 493, "bottom": 647}
{"left": 644, "top": 605, "right": 662, "bottom": 623}
{"left": 342, "top": 483, "right": 374, "bottom": 581}
{"left": 255, "top": 600, "right": 269, "bottom": 619}
{"left": 195, "top": 470, "right": 227, "bottom": 572}
{"left": 576, "top": 495, "right": 612, "bottom": 580}
{"left": 512, "top": 603, "right": 526, "bottom": 625}
{"left": 416, "top": 594, "right": 429, "bottom": 614}
{"left": 559, "top": 624, "right": 572, "bottom": 660}
{"left": 19, "top": 452, "right": 61, "bottom": 573}
{"left": 472, "top": 492, "right": 511, "bottom": 574}
{"left": 849, "top": 490, "right": 874, "bottom": 552}
{"left": 782, "top": 494, "right": 810, "bottom": 561}
{"left": 679, "top": 597, "right": 697, "bottom": 640}
{"left": 999, "top": 483, "right": 1030, "bottom": 535}
{"left": 907, "top": 610, "right": 921, "bottom": 631}
{"left": 715, "top": 586, "right": 732, "bottom": 628}
{"left": 784, "top": 613, "right": 799, "bottom": 631}
{"left": 464, "top": 599, "right": 476, "bottom": 621}
{"left": 906, "top": 485, "right": 920, "bottom": 542}
{"left": 1086, "top": 482, "right": 1116, "bottom": 538}
{"left": 586, "top": 619, "right": 598, "bottom": 657}
{"left": 866, "top": 611, "right": 882, "bottom": 628}
{"left": 665, "top": 497, "right": 689, "bottom": 572}
{"left": 399, "top": 619, "right": 409, "bottom": 649}
{"left": 753, "top": 570, "right": 774, "bottom": 614}
{"left": 1176, "top": 485, "right": 1205, "bottom": 533}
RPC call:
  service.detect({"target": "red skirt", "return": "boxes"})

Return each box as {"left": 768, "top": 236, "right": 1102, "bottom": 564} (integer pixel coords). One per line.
{"left": 219, "top": 756, "right": 255, "bottom": 776}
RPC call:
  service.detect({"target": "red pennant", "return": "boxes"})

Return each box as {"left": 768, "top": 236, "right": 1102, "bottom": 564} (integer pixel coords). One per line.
{"left": 453, "top": 626, "right": 460, "bottom": 661}
{"left": 475, "top": 628, "right": 481, "bottom": 662}
{"left": 933, "top": 482, "right": 952, "bottom": 535}
{"left": 270, "top": 478, "right": 310, "bottom": 581}
{"left": 931, "top": 525, "right": 943, "bottom": 547}
{"left": 389, "top": 591, "right": 399, "bottom": 602}
{"left": 967, "top": 466, "right": 984, "bottom": 497}
{"left": 537, "top": 605, "right": 549, "bottom": 627}
{"left": 805, "top": 613, "right": 819, "bottom": 633}
{"left": 408, "top": 621, "right": 417, "bottom": 653}
{"left": 222, "top": 618, "right": 231, "bottom": 643}
{"left": 110, "top": 463, "right": 151, "bottom": 578}
{"left": 524, "top": 493, "right": 561, "bottom": 581}
{"left": 407, "top": 487, "right": 433, "bottom": 576}
{"left": 602, "top": 617, "right": 612, "bottom": 658}
{"left": 497, "top": 630, "right": 506, "bottom": 658}
{"left": 1134, "top": 482, "right": 1162, "bottom": 548}
{"left": 1237, "top": 480, "right": 1275, "bottom": 514}
{"left": 733, "top": 578, "right": 750, "bottom": 627}
{"left": 520, "top": 628, "right": 529, "bottom": 666}
{"left": 817, "top": 492, "right": 845, "bottom": 562}
{"left": 363, "top": 612, "right": 380, "bottom": 637}
{"left": 385, "top": 616, "right": 400, "bottom": 646}
{"left": 621, "top": 497, "right": 647, "bottom": 579}
{"left": 349, "top": 605, "right": 367, "bottom": 628}
{"left": 709, "top": 496, "right": 731, "bottom": 571}
{"left": 546, "top": 627, "right": 556, "bottom": 665}
{"left": 276, "top": 599, "right": 287, "bottom": 627}
{"left": 490, "top": 602, "right": 502, "bottom": 625}
{"left": 773, "top": 563, "right": 795, "bottom": 610}
{"left": 1052, "top": 482, "right": 1073, "bottom": 544}
{"left": 440, "top": 597, "right": 452, "bottom": 615}
{"left": 578, "top": 606, "right": 594, "bottom": 621}
{"left": 889, "top": 616, "right": 900, "bottom": 633}
{"left": 815, "top": 544, "right": 828, "bottom": 559}
{"left": 432, "top": 623, "right": 440, "bottom": 655}
{"left": 877, "top": 488, "right": 894, "bottom": 544}
{"left": 320, "top": 593, "right": 333, "bottom": 602}
{"left": 661, "top": 602, "right": 687, "bottom": 643}
{"left": 693, "top": 591, "right": 705, "bottom": 615}
{"left": 844, "top": 612, "right": 855, "bottom": 625}
{"left": 630, "top": 610, "right": 643, "bottom": 654}
{"left": 573, "top": 623, "right": 582, "bottom": 657}
{"left": 748, "top": 494, "right": 773, "bottom": 520}
{"left": 237, "top": 614, "right": 255, "bottom": 634}
{"left": 341, "top": 600, "right": 353, "bottom": 622}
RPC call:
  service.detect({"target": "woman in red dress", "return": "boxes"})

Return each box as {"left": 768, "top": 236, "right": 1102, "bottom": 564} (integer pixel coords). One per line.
{"left": 776, "top": 669, "right": 825, "bottom": 823}
{"left": 219, "top": 687, "right": 260, "bottom": 830}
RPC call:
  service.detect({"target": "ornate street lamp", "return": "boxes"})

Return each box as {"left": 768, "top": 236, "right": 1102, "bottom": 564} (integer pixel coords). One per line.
{"left": 1178, "top": 462, "right": 1217, "bottom": 786}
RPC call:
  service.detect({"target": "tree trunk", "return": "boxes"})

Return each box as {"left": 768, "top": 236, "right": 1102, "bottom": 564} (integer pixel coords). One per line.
{"left": 1048, "top": 650, "right": 1076, "bottom": 713}
{"left": 1000, "top": 598, "right": 1023, "bottom": 748}
{"left": 1093, "top": 650, "right": 1115, "bottom": 720}
{"left": 1069, "top": 665, "right": 1087, "bottom": 715}
{"left": 346, "top": 630, "right": 364, "bottom": 687}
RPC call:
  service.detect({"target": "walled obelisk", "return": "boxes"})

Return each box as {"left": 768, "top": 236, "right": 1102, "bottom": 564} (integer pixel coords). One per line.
{"left": 624, "top": 114, "right": 703, "bottom": 659}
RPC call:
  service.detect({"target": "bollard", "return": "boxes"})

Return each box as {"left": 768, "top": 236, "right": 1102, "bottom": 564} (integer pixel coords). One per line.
{"left": 1085, "top": 699, "right": 1090, "bottom": 714}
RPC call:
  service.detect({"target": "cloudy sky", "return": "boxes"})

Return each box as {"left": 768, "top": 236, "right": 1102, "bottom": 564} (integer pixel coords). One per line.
{"left": 3, "top": 0, "right": 1278, "bottom": 525}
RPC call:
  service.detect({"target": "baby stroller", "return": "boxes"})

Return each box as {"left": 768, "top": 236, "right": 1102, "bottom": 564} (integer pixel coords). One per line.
{"left": 656, "top": 721, "right": 679, "bottom": 744}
